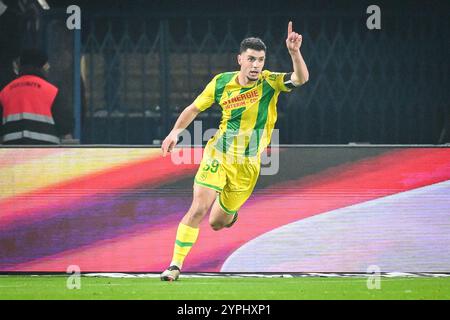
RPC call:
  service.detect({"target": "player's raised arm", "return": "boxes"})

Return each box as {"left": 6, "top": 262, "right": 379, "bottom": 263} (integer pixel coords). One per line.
{"left": 286, "top": 21, "right": 309, "bottom": 86}
{"left": 161, "top": 103, "right": 200, "bottom": 156}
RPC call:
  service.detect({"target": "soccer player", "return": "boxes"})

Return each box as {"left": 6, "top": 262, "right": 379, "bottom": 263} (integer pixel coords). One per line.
{"left": 160, "top": 21, "right": 309, "bottom": 281}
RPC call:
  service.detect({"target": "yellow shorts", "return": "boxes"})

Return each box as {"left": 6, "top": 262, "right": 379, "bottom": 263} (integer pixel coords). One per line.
{"left": 194, "top": 152, "right": 260, "bottom": 215}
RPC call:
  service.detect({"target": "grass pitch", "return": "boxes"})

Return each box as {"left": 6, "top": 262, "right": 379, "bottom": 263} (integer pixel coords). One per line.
{"left": 0, "top": 275, "right": 449, "bottom": 300}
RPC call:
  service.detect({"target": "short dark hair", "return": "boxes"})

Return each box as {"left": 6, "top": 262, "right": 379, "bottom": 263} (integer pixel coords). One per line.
{"left": 19, "top": 48, "right": 48, "bottom": 68}
{"left": 239, "top": 37, "right": 267, "bottom": 53}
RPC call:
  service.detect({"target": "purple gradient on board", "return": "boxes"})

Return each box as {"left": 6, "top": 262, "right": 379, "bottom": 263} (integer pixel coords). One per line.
{"left": 0, "top": 189, "right": 189, "bottom": 266}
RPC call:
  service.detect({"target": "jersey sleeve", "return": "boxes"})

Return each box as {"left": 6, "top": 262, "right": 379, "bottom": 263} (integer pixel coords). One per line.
{"left": 192, "top": 75, "right": 218, "bottom": 112}
{"left": 264, "top": 70, "right": 296, "bottom": 92}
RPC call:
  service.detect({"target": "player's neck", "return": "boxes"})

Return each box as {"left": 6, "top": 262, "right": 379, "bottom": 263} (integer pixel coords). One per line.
{"left": 237, "top": 72, "right": 257, "bottom": 87}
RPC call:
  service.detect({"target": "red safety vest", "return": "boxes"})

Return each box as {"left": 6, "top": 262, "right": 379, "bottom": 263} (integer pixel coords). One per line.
{"left": 0, "top": 75, "right": 60, "bottom": 144}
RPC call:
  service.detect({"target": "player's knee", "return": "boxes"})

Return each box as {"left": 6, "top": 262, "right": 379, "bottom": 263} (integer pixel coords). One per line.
{"left": 209, "top": 216, "right": 226, "bottom": 231}
{"left": 209, "top": 221, "right": 224, "bottom": 231}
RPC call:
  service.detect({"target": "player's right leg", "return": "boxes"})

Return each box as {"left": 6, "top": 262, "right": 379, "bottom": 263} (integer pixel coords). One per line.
{"left": 160, "top": 184, "right": 217, "bottom": 281}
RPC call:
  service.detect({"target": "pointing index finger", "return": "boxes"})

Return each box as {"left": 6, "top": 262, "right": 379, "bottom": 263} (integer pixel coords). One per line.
{"left": 288, "top": 21, "right": 293, "bottom": 35}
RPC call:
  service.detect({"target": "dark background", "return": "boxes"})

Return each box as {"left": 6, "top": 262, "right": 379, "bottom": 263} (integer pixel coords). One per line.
{"left": 1, "top": 0, "right": 449, "bottom": 144}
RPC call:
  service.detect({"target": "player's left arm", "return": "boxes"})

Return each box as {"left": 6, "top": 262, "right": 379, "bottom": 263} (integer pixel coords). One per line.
{"left": 286, "top": 21, "right": 309, "bottom": 86}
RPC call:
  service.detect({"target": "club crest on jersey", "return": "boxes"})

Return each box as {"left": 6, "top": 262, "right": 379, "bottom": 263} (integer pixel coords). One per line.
{"left": 222, "top": 89, "right": 259, "bottom": 110}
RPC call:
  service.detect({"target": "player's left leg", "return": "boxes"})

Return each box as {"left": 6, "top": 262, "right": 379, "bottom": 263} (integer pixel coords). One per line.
{"left": 208, "top": 160, "right": 260, "bottom": 231}
{"left": 208, "top": 196, "right": 238, "bottom": 231}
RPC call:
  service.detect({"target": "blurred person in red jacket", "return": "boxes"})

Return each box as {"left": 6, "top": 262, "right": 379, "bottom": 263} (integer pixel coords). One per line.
{"left": 0, "top": 48, "right": 74, "bottom": 145}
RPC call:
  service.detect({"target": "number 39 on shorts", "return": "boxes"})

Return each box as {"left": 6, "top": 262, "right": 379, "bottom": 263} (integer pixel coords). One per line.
{"left": 202, "top": 159, "right": 220, "bottom": 173}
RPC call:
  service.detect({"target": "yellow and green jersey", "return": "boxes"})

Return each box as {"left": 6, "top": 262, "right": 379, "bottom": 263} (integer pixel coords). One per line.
{"left": 193, "top": 70, "right": 294, "bottom": 162}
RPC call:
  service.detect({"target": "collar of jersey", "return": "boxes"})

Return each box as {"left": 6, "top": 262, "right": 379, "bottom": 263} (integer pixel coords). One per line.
{"left": 234, "top": 72, "right": 261, "bottom": 89}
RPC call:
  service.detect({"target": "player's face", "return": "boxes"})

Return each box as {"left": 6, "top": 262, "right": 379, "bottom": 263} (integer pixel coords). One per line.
{"left": 238, "top": 49, "right": 266, "bottom": 82}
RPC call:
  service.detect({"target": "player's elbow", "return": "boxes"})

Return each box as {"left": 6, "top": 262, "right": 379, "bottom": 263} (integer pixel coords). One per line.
{"left": 302, "top": 73, "right": 309, "bottom": 84}
{"left": 292, "top": 74, "right": 309, "bottom": 87}
{"left": 299, "top": 73, "right": 309, "bottom": 85}
{"left": 297, "top": 78, "right": 308, "bottom": 86}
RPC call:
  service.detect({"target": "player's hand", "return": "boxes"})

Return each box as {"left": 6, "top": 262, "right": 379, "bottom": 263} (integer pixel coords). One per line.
{"left": 161, "top": 132, "right": 178, "bottom": 157}
{"left": 286, "top": 21, "right": 302, "bottom": 54}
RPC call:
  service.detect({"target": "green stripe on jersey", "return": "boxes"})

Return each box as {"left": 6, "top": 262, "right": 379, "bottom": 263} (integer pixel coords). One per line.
{"left": 215, "top": 86, "right": 253, "bottom": 153}
{"left": 245, "top": 80, "right": 275, "bottom": 157}
{"left": 214, "top": 72, "right": 238, "bottom": 104}
{"left": 216, "top": 107, "right": 245, "bottom": 153}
